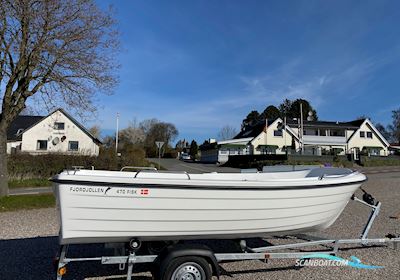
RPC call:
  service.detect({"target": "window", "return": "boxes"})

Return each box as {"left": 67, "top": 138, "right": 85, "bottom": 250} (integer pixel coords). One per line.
{"left": 360, "top": 131, "right": 365, "bottom": 138}
{"left": 68, "top": 141, "right": 79, "bottom": 151}
{"left": 37, "top": 140, "right": 47, "bottom": 150}
{"left": 370, "top": 149, "right": 379, "bottom": 156}
{"left": 54, "top": 122, "right": 65, "bottom": 130}
{"left": 367, "top": 132, "right": 373, "bottom": 139}
{"left": 304, "top": 129, "right": 318, "bottom": 136}
{"left": 274, "top": 130, "right": 283, "bottom": 137}
{"left": 319, "top": 129, "right": 328, "bottom": 136}
{"left": 330, "top": 129, "right": 345, "bottom": 137}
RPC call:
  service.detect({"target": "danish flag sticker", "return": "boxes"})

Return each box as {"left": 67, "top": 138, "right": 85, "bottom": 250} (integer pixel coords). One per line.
{"left": 140, "top": 189, "right": 149, "bottom": 195}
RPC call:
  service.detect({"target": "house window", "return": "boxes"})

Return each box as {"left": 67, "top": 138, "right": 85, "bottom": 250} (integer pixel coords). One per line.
{"left": 274, "top": 130, "right": 283, "bottom": 137}
{"left": 370, "top": 149, "right": 379, "bottom": 155}
{"left": 319, "top": 129, "right": 328, "bottom": 136}
{"left": 330, "top": 129, "right": 345, "bottom": 137}
{"left": 367, "top": 132, "right": 373, "bottom": 139}
{"left": 37, "top": 140, "right": 47, "bottom": 150}
{"left": 304, "top": 129, "right": 318, "bottom": 135}
{"left": 360, "top": 131, "right": 365, "bottom": 138}
{"left": 54, "top": 122, "right": 65, "bottom": 130}
{"left": 68, "top": 141, "right": 79, "bottom": 151}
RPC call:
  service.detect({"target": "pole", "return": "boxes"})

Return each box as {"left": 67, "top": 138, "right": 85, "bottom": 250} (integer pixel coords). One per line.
{"left": 158, "top": 147, "right": 161, "bottom": 170}
{"left": 300, "top": 103, "right": 304, "bottom": 154}
{"left": 284, "top": 116, "right": 287, "bottom": 155}
{"left": 115, "top": 112, "right": 119, "bottom": 154}
{"left": 265, "top": 118, "right": 268, "bottom": 154}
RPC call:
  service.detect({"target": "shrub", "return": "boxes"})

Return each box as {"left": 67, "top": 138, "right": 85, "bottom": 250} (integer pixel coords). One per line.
{"left": 7, "top": 146, "right": 148, "bottom": 180}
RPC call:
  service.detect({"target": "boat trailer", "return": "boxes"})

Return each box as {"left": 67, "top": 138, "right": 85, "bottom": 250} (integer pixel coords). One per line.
{"left": 55, "top": 193, "right": 400, "bottom": 280}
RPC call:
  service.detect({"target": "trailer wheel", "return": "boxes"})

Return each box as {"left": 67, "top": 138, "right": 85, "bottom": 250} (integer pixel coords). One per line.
{"left": 161, "top": 256, "right": 212, "bottom": 280}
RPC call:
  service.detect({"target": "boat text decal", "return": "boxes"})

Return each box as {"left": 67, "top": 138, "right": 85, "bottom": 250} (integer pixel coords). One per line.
{"left": 69, "top": 186, "right": 149, "bottom": 196}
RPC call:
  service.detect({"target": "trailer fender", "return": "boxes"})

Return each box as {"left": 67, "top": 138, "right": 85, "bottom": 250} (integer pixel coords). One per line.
{"left": 155, "top": 243, "right": 220, "bottom": 278}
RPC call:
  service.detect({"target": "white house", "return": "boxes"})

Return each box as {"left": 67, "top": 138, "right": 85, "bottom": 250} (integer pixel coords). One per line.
{"left": 200, "top": 118, "right": 390, "bottom": 163}
{"left": 6, "top": 108, "right": 101, "bottom": 156}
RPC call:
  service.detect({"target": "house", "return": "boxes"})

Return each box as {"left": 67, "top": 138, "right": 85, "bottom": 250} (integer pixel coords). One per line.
{"left": 200, "top": 118, "right": 390, "bottom": 163}
{"left": 6, "top": 108, "right": 101, "bottom": 156}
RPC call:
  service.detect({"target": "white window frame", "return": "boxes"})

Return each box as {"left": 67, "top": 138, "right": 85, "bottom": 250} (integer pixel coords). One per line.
{"left": 68, "top": 141, "right": 79, "bottom": 151}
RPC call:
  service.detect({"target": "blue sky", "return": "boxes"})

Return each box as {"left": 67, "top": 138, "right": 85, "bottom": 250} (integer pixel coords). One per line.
{"left": 90, "top": 0, "right": 400, "bottom": 143}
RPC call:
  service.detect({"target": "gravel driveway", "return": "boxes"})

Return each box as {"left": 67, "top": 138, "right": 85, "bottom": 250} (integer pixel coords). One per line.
{"left": 0, "top": 172, "right": 399, "bottom": 280}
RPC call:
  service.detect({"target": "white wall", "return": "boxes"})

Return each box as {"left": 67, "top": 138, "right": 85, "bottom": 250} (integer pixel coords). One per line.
{"left": 347, "top": 121, "right": 388, "bottom": 156}
{"left": 7, "top": 141, "right": 22, "bottom": 154}
{"left": 20, "top": 110, "right": 99, "bottom": 156}
{"left": 251, "top": 120, "right": 298, "bottom": 154}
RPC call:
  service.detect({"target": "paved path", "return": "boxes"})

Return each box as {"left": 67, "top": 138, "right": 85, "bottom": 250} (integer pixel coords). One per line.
{"left": 9, "top": 186, "right": 52, "bottom": 196}
{"left": 356, "top": 166, "right": 400, "bottom": 174}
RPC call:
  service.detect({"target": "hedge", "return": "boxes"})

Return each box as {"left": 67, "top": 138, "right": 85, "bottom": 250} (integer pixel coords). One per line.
{"left": 7, "top": 147, "right": 149, "bottom": 180}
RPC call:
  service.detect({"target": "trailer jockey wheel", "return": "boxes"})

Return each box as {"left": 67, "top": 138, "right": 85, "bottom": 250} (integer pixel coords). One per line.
{"left": 128, "top": 238, "right": 141, "bottom": 252}
{"left": 161, "top": 256, "right": 212, "bottom": 280}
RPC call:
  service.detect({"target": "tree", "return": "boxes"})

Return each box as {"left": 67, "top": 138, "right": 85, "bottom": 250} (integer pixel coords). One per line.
{"left": 388, "top": 108, "right": 400, "bottom": 144}
{"left": 88, "top": 125, "right": 101, "bottom": 139}
{"left": 218, "top": 125, "right": 238, "bottom": 140}
{"left": 375, "top": 123, "right": 392, "bottom": 142}
{"left": 242, "top": 110, "right": 260, "bottom": 128}
{"left": 20, "top": 105, "right": 36, "bottom": 116}
{"left": 278, "top": 99, "right": 292, "bottom": 117}
{"left": 189, "top": 140, "right": 198, "bottom": 159}
{"left": 0, "top": 0, "right": 118, "bottom": 196}
{"left": 287, "top": 99, "right": 318, "bottom": 120}
{"left": 261, "top": 105, "right": 281, "bottom": 120}
{"left": 102, "top": 135, "right": 115, "bottom": 149}
{"left": 139, "top": 118, "right": 159, "bottom": 136}
{"left": 142, "top": 120, "right": 178, "bottom": 157}
{"left": 356, "top": 115, "right": 370, "bottom": 120}
{"left": 119, "top": 120, "right": 145, "bottom": 147}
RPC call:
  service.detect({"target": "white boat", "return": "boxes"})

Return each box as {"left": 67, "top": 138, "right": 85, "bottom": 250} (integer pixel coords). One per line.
{"left": 52, "top": 167, "right": 367, "bottom": 245}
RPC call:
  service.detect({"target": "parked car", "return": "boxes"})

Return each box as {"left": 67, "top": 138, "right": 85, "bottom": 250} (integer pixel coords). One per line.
{"left": 179, "top": 153, "right": 191, "bottom": 161}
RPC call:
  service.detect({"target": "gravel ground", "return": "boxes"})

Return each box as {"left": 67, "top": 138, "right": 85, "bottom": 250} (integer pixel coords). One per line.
{"left": 0, "top": 172, "right": 399, "bottom": 280}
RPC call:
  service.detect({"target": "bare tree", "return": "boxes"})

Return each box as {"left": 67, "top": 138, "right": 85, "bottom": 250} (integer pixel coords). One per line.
{"left": 88, "top": 125, "right": 101, "bottom": 139}
{"left": 119, "top": 119, "right": 145, "bottom": 146}
{"left": 218, "top": 125, "right": 238, "bottom": 141}
{"left": 0, "top": 0, "right": 119, "bottom": 196}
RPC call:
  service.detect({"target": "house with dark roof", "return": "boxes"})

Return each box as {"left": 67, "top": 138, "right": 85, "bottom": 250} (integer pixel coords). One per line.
{"left": 200, "top": 117, "right": 390, "bottom": 163}
{"left": 6, "top": 108, "right": 102, "bottom": 156}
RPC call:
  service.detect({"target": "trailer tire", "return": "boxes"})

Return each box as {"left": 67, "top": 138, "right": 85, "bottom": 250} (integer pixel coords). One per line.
{"left": 160, "top": 256, "right": 212, "bottom": 280}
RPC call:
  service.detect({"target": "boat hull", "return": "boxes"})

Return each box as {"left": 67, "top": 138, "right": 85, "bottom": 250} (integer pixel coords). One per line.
{"left": 55, "top": 180, "right": 362, "bottom": 244}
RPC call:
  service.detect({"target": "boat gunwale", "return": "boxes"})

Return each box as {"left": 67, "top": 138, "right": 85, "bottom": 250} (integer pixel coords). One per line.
{"left": 50, "top": 177, "right": 367, "bottom": 190}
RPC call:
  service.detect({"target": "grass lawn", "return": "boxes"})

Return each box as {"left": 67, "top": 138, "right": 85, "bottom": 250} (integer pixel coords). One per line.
{"left": 0, "top": 194, "right": 55, "bottom": 212}
{"left": 8, "top": 178, "right": 52, "bottom": 189}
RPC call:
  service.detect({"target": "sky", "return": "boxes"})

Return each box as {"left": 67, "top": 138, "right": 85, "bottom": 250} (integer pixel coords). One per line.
{"left": 89, "top": 0, "right": 400, "bottom": 143}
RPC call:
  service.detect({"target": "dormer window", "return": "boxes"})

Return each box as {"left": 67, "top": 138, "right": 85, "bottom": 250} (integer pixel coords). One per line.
{"left": 54, "top": 122, "right": 65, "bottom": 130}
